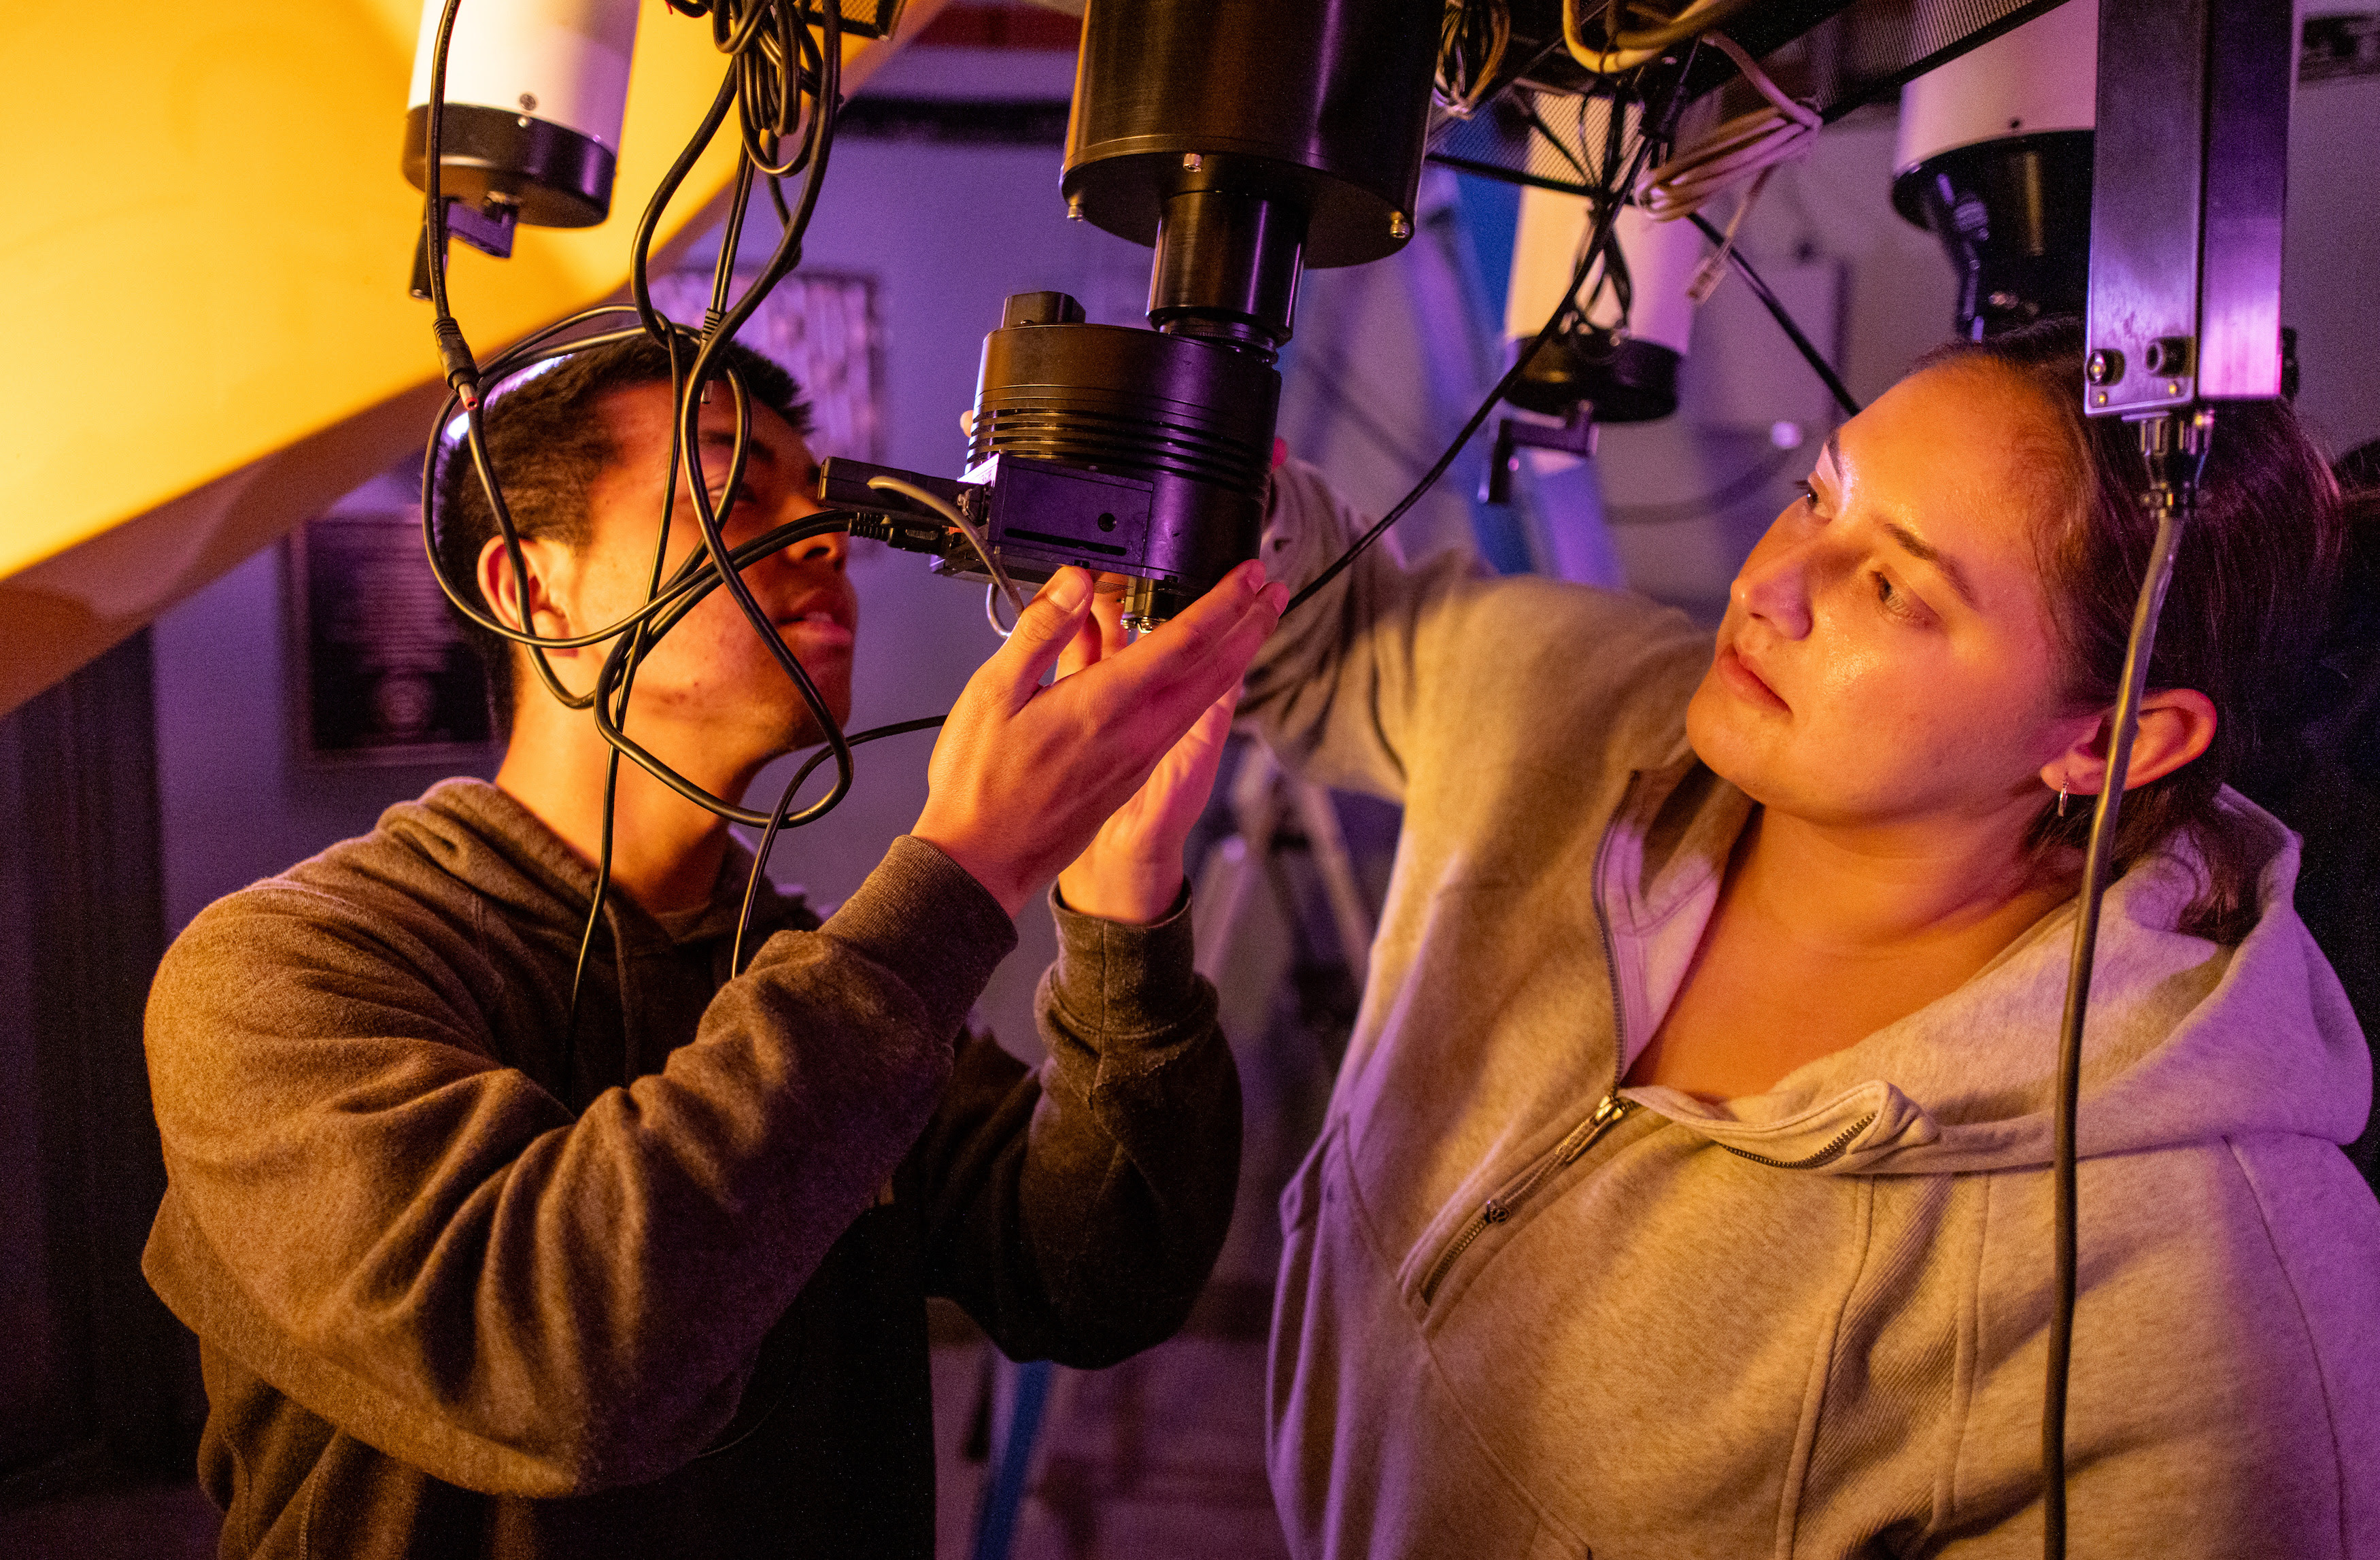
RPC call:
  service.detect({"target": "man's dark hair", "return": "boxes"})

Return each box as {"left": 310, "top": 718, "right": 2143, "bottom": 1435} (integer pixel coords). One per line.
{"left": 432, "top": 335, "right": 811, "bottom": 729}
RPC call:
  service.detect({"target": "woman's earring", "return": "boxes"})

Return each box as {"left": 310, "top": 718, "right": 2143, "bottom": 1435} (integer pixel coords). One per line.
{"left": 2058, "top": 781, "right": 2070, "bottom": 819}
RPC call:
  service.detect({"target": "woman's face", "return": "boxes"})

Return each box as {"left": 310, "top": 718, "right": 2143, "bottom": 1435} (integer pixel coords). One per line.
{"left": 1686, "top": 361, "right": 2096, "bottom": 834}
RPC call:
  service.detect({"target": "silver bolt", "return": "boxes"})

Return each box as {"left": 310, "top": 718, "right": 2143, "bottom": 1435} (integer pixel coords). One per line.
{"left": 517, "top": 91, "right": 537, "bottom": 113}
{"left": 1183, "top": 152, "right": 1202, "bottom": 171}
{"left": 1389, "top": 210, "right": 1412, "bottom": 239}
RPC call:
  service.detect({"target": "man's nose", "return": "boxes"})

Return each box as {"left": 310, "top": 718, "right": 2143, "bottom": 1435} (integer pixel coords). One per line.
{"left": 781, "top": 526, "right": 845, "bottom": 571}
{"left": 745, "top": 517, "right": 845, "bottom": 588}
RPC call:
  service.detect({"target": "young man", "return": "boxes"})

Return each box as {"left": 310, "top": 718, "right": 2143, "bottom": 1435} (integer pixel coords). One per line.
{"left": 140, "top": 337, "right": 1286, "bottom": 1557}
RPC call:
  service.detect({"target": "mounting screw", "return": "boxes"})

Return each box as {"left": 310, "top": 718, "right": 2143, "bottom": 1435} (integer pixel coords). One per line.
{"left": 1389, "top": 210, "right": 1411, "bottom": 239}
{"left": 1183, "top": 152, "right": 1202, "bottom": 171}
{"left": 2086, "top": 348, "right": 2124, "bottom": 386}
{"left": 518, "top": 92, "right": 537, "bottom": 113}
{"left": 2166, "top": 379, "right": 2183, "bottom": 396}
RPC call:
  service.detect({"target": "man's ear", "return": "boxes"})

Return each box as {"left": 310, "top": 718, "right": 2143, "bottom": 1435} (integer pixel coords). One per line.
{"left": 475, "top": 532, "right": 573, "bottom": 641}
{"left": 2037, "top": 688, "right": 2219, "bottom": 800}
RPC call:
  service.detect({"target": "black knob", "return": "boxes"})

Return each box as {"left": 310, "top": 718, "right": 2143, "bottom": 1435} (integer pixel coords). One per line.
{"left": 2086, "top": 348, "right": 2124, "bottom": 386}
{"left": 2143, "top": 336, "right": 2193, "bottom": 376}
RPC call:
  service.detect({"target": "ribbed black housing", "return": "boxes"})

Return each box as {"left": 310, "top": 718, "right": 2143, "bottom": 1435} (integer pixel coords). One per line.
{"left": 1061, "top": 0, "right": 1441, "bottom": 269}
{"left": 971, "top": 316, "right": 1280, "bottom": 610}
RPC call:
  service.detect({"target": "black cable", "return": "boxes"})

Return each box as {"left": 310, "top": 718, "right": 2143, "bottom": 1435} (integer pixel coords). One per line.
{"left": 562, "top": 347, "right": 704, "bottom": 1087}
{"left": 419, "top": 1, "right": 857, "bottom": 791}
{"left": 2040, "top": 408, "right": 2211, "bottom": 1560}
{"left": 643, "top": 1, "right": 852, "bottom": 830}
{"left": 730, "top": 714, "right": 949, "bottom": 974}
{"left": 1683, "top": 210, "right": 1860, "bottom": 419}
{"left": 587, "top": 513, "right": 857, "bottom": 827}
{"left": 1286, "top": 131, "right": 1657, "bottom": 617}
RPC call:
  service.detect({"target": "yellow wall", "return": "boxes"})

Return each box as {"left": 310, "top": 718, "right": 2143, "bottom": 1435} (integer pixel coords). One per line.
{"left": 0, "top": 0, "right": 944, "bottom": 715}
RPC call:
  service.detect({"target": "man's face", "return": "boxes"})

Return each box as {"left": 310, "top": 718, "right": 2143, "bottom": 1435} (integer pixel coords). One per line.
{"left": 543, "top": 379, "right": 857, "bottom": 759}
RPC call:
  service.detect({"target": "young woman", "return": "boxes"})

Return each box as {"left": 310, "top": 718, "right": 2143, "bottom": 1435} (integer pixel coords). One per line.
{"left": 1244, "top": 321, "right": 2380, "bottom": 1557}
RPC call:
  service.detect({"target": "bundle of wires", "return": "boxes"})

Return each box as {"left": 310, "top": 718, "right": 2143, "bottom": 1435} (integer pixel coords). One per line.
{"left": 415, "top": 0, "right": 973, "bottom": 1098}
{"left": 1435, "top": 0, "right": 1514, "bottom": 118}
{"left": 1560, "top": 0, "right": 1768, "bottom": 74}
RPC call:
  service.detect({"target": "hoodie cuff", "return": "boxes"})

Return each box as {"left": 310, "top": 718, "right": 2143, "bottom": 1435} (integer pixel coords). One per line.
{"left": 822, "top": 836, "right": 1019, "bottom": 1043}
{"left": 1045, "top": 881, "right": 1200, "bottom": 1042}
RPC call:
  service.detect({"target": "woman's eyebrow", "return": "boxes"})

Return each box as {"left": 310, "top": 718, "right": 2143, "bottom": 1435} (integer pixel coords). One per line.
{"left": 1880, "top": 519, "right": 1979, "bottom": 608}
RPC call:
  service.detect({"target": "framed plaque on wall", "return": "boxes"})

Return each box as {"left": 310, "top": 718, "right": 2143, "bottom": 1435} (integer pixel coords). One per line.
{"left": 287, "top": 472, "right": 494, "bottom": 766}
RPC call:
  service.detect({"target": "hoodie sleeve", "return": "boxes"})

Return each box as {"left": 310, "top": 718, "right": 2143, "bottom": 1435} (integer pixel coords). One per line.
{"left": 907, "top": 885, "right": 1240, "bottom": 1367}
{"left": 1238, "top": 458, "right": 1491, "bottom": 804}
{"left": 141, "top": 834, "right": 1014, "bottom": 1500}
{"left": 1240, "top": 459, "right": 1712, "bottom": 809}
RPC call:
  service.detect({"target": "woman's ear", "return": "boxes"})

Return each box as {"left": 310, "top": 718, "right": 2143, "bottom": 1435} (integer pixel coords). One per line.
{"left": 2037, "top": 688, "right": 2220, "bottom": 800}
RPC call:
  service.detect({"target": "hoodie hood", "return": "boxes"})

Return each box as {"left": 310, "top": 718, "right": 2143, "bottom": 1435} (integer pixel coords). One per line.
{"left": 375, "top": 779, "right": 809, "bottom": 956}
{"left": 1619, "top": 785, "right": 2373, "bottom": 1174}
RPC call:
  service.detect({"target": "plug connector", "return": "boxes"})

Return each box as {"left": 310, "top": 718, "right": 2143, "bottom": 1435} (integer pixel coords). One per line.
{"left": 847, "top": 509, "right": 951, "bottom": 554}
{"left": 432, "top": 314, "right": 481, "bottom": 410}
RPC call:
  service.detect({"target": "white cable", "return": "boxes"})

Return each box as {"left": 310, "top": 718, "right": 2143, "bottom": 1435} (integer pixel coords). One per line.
{"left": 866, "top": 474, "right": 1028, "bottom": 636}
{"left": 1632, "top": 31, "right": 1819, "bottom": 300}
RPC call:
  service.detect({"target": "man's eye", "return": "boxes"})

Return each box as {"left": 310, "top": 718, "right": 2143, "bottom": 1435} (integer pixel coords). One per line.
{"left": 1873, "top": 571, "right": 1916, "bottom": 619}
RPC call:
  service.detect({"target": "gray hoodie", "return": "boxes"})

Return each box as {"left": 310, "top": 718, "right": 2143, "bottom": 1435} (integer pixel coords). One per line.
{"left": 1244, "top": 460, "right": 2380, "bottom": 1558}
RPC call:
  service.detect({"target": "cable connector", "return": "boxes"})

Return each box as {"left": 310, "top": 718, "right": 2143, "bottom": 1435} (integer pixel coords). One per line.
{"left": 432, "top": 314, "right": 481, "bottom": 411}
{"left": 847, "top": 509, "right": 952, "bottom": 554}
{"left": 2139, "top": 405, "right": 2217, "bottom": 516}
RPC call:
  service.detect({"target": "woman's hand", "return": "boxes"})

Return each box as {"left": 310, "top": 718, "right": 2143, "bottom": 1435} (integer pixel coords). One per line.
{"left": 1055, "top": 584, "right": 1239, "bottom": 923}
{"left": 911, "top": 561, "right": 1286, "bottom": 917}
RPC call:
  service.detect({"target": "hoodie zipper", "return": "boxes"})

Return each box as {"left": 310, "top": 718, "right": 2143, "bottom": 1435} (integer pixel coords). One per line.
{"left": 1418, "top": 1092, "right": 1638, "bottom": 1305}
{"left": 1418, "top": 779, "right": 1646, "bottom": 1309}
{"left": 1718, "top": 1113, "right": 1876, "bottom": 1170}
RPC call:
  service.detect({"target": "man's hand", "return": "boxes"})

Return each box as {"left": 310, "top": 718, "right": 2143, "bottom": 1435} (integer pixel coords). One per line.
{"left": 1054, "top": 583, "right": 1238, "bottom": 923}
{"left": 913, "top": 562, "right": 1287, "bottom": 918}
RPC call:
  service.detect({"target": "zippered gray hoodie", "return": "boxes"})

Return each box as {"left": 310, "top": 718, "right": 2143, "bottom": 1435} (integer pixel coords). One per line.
{"left": 1243, "top": 460, "right": 2380, "bottom": 1559}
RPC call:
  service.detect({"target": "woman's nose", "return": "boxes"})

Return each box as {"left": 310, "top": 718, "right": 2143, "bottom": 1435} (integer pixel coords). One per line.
{"left": 1733, "top": 528, "right": 1814, "bottom": 639}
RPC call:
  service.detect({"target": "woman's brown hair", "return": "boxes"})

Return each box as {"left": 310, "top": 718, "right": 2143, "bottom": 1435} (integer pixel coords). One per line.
{"left": 1919, "top": 319, "right": 2345, "bottom": 943}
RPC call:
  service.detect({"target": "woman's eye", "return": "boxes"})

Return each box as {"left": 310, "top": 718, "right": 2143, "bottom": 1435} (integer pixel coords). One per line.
{"left": 1873, "top": 571, "right": 1915, "bottom": 619}
{"left": 1791, "top": 479, "right": 1818, "bottom": 506}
